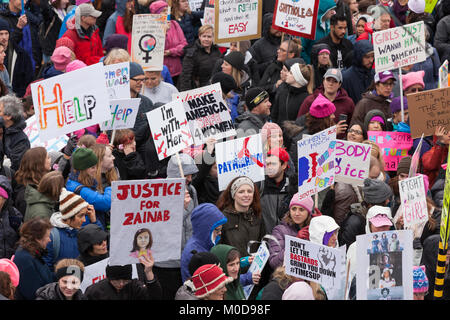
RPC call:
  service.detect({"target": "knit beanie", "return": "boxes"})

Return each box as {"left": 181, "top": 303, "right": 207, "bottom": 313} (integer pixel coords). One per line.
{"left": 106, "top": 264, "right": 133, "bottom": 280}
{"left": 59, "top": 188, "right": 89, "bottom": 220}
{"left": 362, "top": 178, "right": 393, "bottom": 204}
{"left": 188, "top": 250, "right": 220, "bottom": 277}
{"left": 0, "top": 186, "right": 8, "bottom": 199}
{"left": 76, "top": 0, "right": 92, "bottom": 5}
{"left": 284, "top": 58, "right": 303, "bottom": 69}
{"left": 223, "top": 51, "right": 245, "bottom": 71}
{"left": 289, "top": 193, "right": 314, "bottom": 214}
{"left": 211, "top": 72, "right": 237, "bottom": 95}
{"left": 104, "top": 34, "right": 129, "bottom": 53}
{"left": 149, "top": 0, "right": 168, "bottom": 14}
{"left": 245, "top": 87, "right": 269, "bottom": 111}
{"left": 65, "top": 60, "right": 87, "bottom": 72}
{"left": 130, "top": 62, "right": 145, "bottom": 78}
{"left": 96, "top": 133, "right": 110, "bottom": 145}
{"left": 72, "top": 147, "right": 98, "bottom": 170}
{"left": 413, "top": 265, "right": 429, "bottom": 293}
{"left": 261, "top": 122, "right": 282, "bottom": 143}
{"left": 55, "top": 37, "right": 75, "bottom": 52}
{"left": 191, "top": 264, "right": 233, "bottom": 298}
{"left": 0, "top": 18, "right": 9, "bottom": 32}
{"left": 309, "top": 93, "right": 336, "bottom": 118}
{"left": 0, "top": 258, "right": 19, "bottom": 287}
{"left": 397, "top": 156, "right": 412, "bottom": 175}
{"left": 51, "top": 46, "right": 73, "bottom": 71}
{"left": 230, "top": 176, "right": 254, "bottom": 199}
{"left": 390, "top": 96, "right": 408, "bottom": 114}
{"left": 402, "top": 70, "right": 425, "bottom": 91}
{"left": 282, "top": 281, "right": 315, "bottom": 300}
{"left": 267, "top": 147, "right": 290, "bottom": 166}
{"left": 408, "top": 0, "right": 425, "bottom": 13}
{"left": 370, "top": 115, "right": 385, "bottom": 125}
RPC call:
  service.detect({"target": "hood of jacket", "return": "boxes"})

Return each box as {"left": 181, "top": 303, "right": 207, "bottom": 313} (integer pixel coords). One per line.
{"left": 191, "top": 203, "right": 227, "bottom": 250}
{"left": 50, "top": 211, "right": 71, "bottom": 229}
{"left": 365, "top": 205, "right": 393, "bottom": 234}
{"left": 311, "top": 43, "right": 331, "bottom": 67}
{"left": 25, "top": 184, "right": 55, "bottom": 208}
{"left": 234, "top": 111, "right": 267, "bottom": 128}
{"left": 262, "top": 12, "right": 281, "bottom": 45}
{"left": 5, "top": 117, "right": 26, "bottom": 135}
{"left": 363, "top": 109, "right": 388, "bottom": 133}
{"left": 352, "top": 40, "right": 374, "bottom": 68}
{"left": 115, "top": 0, "right": 127, "bottom": 16}
{"left": 309, "top": 216, "right": 340, "bottom": 246}
{"left": 166, "top": 153, "right": 199, "bottom": 178}
{"left": 318, "top": 0, "right": 337, "bottom": 22}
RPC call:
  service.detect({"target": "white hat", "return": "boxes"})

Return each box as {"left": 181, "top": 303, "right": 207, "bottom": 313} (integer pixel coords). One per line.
{"left": 282, "top": 281, "right": 315, "bottom": 300}
{"left": 59, "top": 188, "right": 89, "bottom": 220}
{"left": 309, "top": 216, "right": 340, "bottom": 246}
{"left": 408, "top": 0, "right": 425, "bottom": 14}
{"left": 365, "top": 205, "right": 393, "bottom": 233}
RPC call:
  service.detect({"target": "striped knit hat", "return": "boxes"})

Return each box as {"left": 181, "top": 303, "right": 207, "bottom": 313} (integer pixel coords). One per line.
{"left": 59, "top": 188, "right": 89, "bottom": 220}
{"left": 191, "top": 264, "right": 233, "bottom": 298}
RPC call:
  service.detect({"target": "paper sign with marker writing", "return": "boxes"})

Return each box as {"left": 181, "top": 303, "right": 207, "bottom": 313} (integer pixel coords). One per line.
{"left": 215, "top": 133, "right": 265, "bottom": 191}
{"left": 335, "top": 140, "right": 371, "bottom": 186}
{"left": 439, "top": 60, "right": 448, "bottom": 88}
{"left": 24, "top": 115, "right": 69, "bottom": 153}
{"left": 172, "top": 82, "right": 222, "bottom": 102}
{"left": 31, "top": 63, "right": 111, "bottom": 142}
{"left": 243, "top": 242, "right": 269, "bottom": 300}
{"left": 368, "top": 131, "right": 413, "bottom": 171}
{"left": 100, "top": 98, "right": 140, "bottom": 131}
{"left": 399, "top": 175, "right": 428, "bottom": 228}
{"left": 146, "top": 99, "right": 193, "bottom": 160}
{"left": 297, "top": 126, "right": 337, "bottom": 199}
{"left": 104, "top": 62, "right": 130, "bottom": 99}
{"left": 109, "top": 179, "right": 185, "bottom": 266}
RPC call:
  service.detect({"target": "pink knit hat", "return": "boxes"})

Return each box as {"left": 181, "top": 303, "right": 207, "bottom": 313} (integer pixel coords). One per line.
{"left": 402, "top": 70, "right": 425, "bottom": 90}
{"left": 261, "top": 122, "right": 282, "bottom": 143}
{"left": 0, "top": 186, "right": 8, "bottom": 199}
{"left": 0, "top": 258, "right": 19, "bottom": 287}
{"left": 76, "top": 0, "right": 92, "bottom": 6}
{"left": 66, "top": 60, "right": 87, "bottom": 72}
{"left": 289, "top": 193, "right": 314, "bottom": 215}
{"left": 51, "top": 46, "right": 72, "bottom": 71}
{"left": 309, "top": 93, "right": 336, "bottom": 119}
{"left": 149, "top": 0, "right": 168, "bottom": 14}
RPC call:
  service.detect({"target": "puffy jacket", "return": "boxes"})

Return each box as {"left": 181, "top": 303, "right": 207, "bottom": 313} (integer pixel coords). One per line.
{"left": 66, "top": 173, "right": 111, "bottom": 213}
{"left": 268, "top": 220, "right": 300, "bottom": 270}
{"left": 259, "top": 175, "right": 290, "bottom": 234}
{"left": 24, "top": 183, "right": 57, "bottom": 222}
{"left": 176, "top": 11, "right": 203, "bottom": 45}
{"left": 3, "top": 117, "right": 30, "bottom": 172}
{"left": 35, "top": 282, "right": 86, "bottom": 300}
{"left": 234, "top": 111, "right": 268, "bottom": 137}
{"left": 271, "top": 83, "right": 310, "bottom": 126}
{"left": 85, "top": 277, "right": 162, "bottom": 300}
{"left": 164, "top": 20, "right": 188, "bottom": 77}
{"left": 61, "top": 24, "right": 103, "bottom": 66}
{"left": 351, "top": 91, "right": 392, "bottom": 127}
{"left": 0, "top": 175, "right": 21, "bottom": 259}
{"left": 434, "top": 15, "right": 450, "bottom": 64}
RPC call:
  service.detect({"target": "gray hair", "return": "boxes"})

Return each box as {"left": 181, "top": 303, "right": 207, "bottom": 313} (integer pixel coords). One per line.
{"left": 0, "top": 94, "right": 23, "bottom": 123}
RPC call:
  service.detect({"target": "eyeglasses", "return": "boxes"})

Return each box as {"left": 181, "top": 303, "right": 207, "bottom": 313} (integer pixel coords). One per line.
{"left": 131, "top": 77, "right": 149, "bottom": 83}
{"left": 348, "top": 129, "right": 363, "bottom": 135}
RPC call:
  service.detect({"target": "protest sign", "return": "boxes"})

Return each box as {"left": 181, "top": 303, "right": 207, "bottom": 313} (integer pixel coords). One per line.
{"left": 335, "top": 140, "right": 371, "bottom": 186}
{"left": 215, "top": 133, "right": 265, "bottom": 191}
{"left": 406, "top": 86, "right": 450, "bottom": 139}
{"left": 131, "top": 14, "right": 166, "bottom": 71}
{"left": 146, "top": 99, "right": 193, "bottom": 160}
{"left": 214, "top": 0, "right": 262, "bottom": 43}
{"left": 368, "top": 131, "right": 413, "bottom": 171}
{"left": 440, "top": 148, "right": 450, "bottom": 246}
{"left": 409, "top": 134, "right": 423, "bottom": 177}
{"left": 425, "top": 0, "right": 439, "bottom": 13}
{"left": 24, "top": 115, "right": 69, "bottom": 152}
{"left": 356, "top": 230, "right": 413, "bottom": 300}
{"left": 297, "top": 126, "right": 337, "bottom": 199}
{"left": 439, "top": 60, "right": 448, "bottom": 89}
{"left": 202, "top": 6, "right": 215, "bottom": 26}
{"left": 189, "top": 0, "right": 203, "bottom": 11}
{"left": 373, "top": 21, "right": 426, "bottom": 73}
{"left": 31, "top": 63, "right": 111, "bottom": 142}
{"left": 399, "top": 175, "right": 428, "bottom": 229}
{"left": 173, "top": 82, "right": 222, "bottom": 102}
{"left": 243, "top": 242, "right": 269, "bottom": 299}
{"left": 109, "top": 179, "right": 186, "bottom": 266}
{"left": 100, "top": 98, "right": 141, "bottom": 131}
{"left": 272, "top": 0, "right": 320, "bottom": 39}
{"left": 180, "top": 87, "right": 236, "bottom": 146}
{"left": 104, "top": 62, "right": 130, "bottom": 100}
{"left": 284, "top": 235, "right": 344, "bottom": 297}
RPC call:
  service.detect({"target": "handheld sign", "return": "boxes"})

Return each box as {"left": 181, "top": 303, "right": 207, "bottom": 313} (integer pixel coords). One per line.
{"left": 439, "top": 60, "right": 448, "bottom": 89}
{"left": 31, "top": 63, "right": 111, "bottom": 142}
{"left": 399, "top": 175, "right": 428, "bottom": 229}
{"left": 100, "top": 98, "right": 141, "bottom": 131}
{"left": 131, "top": 14, "right": 166, "bottom": 71}
{"left": 215, "top": 133, "right": 265, "bottom": 191}
{"left": 109, "top": 179, "right": 186, "bottom": 266}
{"left": 368, "top": 131, "right": 413, "bottom": 171}
{"left": 356, "top": 230, "right": 413, "bottom": 300}
{"left": 214, "top": 0, "right": 262, "bottom": 44}
{"left": 173, "top": 82, "right": 222, "bottom": 102}
{"left": 104, "top": 62, "right": 131, "bottom": 99}
{"left": 24, "top": 115, "right": 69, "bottom": 152}
{"left": 297, "top": 126, "right": 337, "bottom": 199}
{"left": 373, "top": 21, "right": 426, "bottom": 73}
{"left": 146, "top": 99, "right": 193, "bottom": 160}
{"left": 243, "top": 242, "right": 269, "bottom": 300}
{"left": 335, "top": 140, "right": 371, "bottom": 186}
{"left": 272, "top": 0, "right": 321, "bottom": 39}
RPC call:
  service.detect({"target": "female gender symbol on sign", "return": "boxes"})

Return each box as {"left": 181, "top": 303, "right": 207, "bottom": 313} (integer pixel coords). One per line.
{"left": 138, "top": 34, "right": 157, "bottom": 63}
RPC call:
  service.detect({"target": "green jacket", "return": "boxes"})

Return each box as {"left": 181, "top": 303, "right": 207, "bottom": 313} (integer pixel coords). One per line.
{"left": 210, "top": 244, "right": 245, "bottom": 300}
{"left": 24, "top": 184, "right": 57, "bottom": 222}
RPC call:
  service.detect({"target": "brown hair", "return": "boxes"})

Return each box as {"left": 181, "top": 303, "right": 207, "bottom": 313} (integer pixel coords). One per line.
{"left": 0, "top": 271, "right": 14, "bottom": 299}
{"left": 216, "top": 176, "right": 262, "bottom": 218}
{"left": 283, "top": 38, "right": 302, "bottom": 57}
{"left": 122, "top": 2, "right": 135, "bottom": 34}
{"left": 300, "top": 64, "right": 315, "bottom": 94}
{"left": 113, "top": 128, "right": 135, "bottom": 148}
{"left": 51, "top": 0, "right": 69, "bottom": 9}
{"left": 15, "top": 147, "right": 49, "bottom": 186}
{"left": 18, "top": 218, "right": 53, "bottom": 256}
{"left": 37, "top": 171, "right": 65, "bottom": 201}
{"left": 282, "top": 209, "right": 312, "bottom": 229}
{"left": 363, "top": 140, "right": 386, "bottom": 174}
{"left": 305, "top": 113, "right": 336, "bottom": 135}
{"left": 77, "top": 134, "right": 97, "bottom": 148}
{"left": 55, "top": 258, "right": 85, "bottom": 273}
{"left": 90, "top": 144, "right": 118, "bottom": 192}
{"left": 171, "top": 0, "right": 191, "bottom": 20}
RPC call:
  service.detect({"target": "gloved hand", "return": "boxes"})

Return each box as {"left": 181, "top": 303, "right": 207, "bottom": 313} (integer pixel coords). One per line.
{"left": 63, "top": 135, "right": 78, "bottom": 157}
{"left": 297, "top": 226, "right": 310, "bottom": 240}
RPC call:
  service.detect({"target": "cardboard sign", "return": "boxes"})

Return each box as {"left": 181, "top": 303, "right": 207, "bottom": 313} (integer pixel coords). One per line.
{"left": 104, "top": 62, "right": 130, "bottom": 100}
{"left": 182, "top": 88, "right": 236, "bottom": 146}
{"left": 31, "top": 63, "right": 111, "bottom": 142}
{"left": 100, "top": 98, "right": 141, "bottom": 131}
{"left": 215, "top": 133, "right": 265, "bottom": 191}
{"left": 24, "top": 115, "right": 69, "bottom": 152}
{"left": 131, "top": 14, "right": 166, "bottom": 71}
{"left": 109, "top": 179, "right": 186, "bottom": 266}
{"left": 272, "top": 0, "right": 321, "bottom": 39}
{"left": 335, "top": 140, "right": 371, "bottom": 186}
{"left": 356, "top": 230, "right": 413, "bottom": 300}
{"left": 373, "top": 21, "right": 426, "bottom": 73}
{"left": 243, "top": 242, "right": 269, "bottom": 300}
{"left": 399, "top": 175, "right": 428, "bottom": 228}
{"left": 406, "top": 86, "right": 450, "bottom": 139}
{"left": 146, "top": 99, "right": 193, "bottom": 160}
{"left": 214, "top": 0, "right": 262, "bottom": 43}
{"left": 368, "top": 131, "right": 413, "bottom": 171}
{"left": 297, "top": 126, "right": 337, "bottom": 199}
{"left": 439, "top": 60, "right": 448, "bottom": 89}
{"left": 284, "top": 235, "right": 344, "bottom": 295}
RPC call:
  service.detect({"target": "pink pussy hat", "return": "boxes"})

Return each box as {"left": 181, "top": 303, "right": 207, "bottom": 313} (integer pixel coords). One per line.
{"left": 309, "top": 93, "right": 336, "bottom": 118}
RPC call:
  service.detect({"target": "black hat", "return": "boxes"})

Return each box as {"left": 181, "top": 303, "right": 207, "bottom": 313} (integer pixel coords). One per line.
{"left": 106, "top": 264, "right": 132, "bottom": 280}
{"left": 223, "top": 51, "right": 245, "bottom": 71}
{"left": 188, "top": 250, "right": 220, "bottom": 277}
{"left": 211, "top": 72, "right": 238, "bottom": 95}
{"left": 0, "top": 18, "right": 9, "bottom": 33}
{"left": 245, "top": 87, "right": 269, "bottom": 110}
{"left": 77, "top": 224, "right": 108, "bottom": 254}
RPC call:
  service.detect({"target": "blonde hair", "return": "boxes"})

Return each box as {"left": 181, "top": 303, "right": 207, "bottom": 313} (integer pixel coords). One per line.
{"left": 90, "top": 144, "right": 118, "bottom": 192}
{"left": 103, "top": 48, "right": 131, "bottom": 65}
{"left": 55, "top": 258, "right": 85, "bottom": 273}
{"left": 198, "top": 24, "right": 213, "bottom": 37}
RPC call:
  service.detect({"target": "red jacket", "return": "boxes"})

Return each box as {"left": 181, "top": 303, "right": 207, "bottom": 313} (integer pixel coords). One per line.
{"left": 62, "top": 27, "right": 104, "bottom": 66}
{"left": 422, "top": 137, "right": 448, "bottom": 188}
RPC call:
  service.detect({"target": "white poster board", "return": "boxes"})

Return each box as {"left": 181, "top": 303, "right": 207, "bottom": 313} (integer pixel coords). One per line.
{"left": 109, "top": 179, "right": 186, "bottom": 266}
{"left": 439, "top": 60, "right": 448, "bottom": 88}
{"left": 243, "top": 242, "right": 269, "bottom": 300}
{"left": 24, "top": 115, "right": 69, "bottom": 152}
{"left": 99, "top": 98, "right": 141, "bottom": 131}
{"left": 399, "top": 175, "right": 428, "bottom": 229}
{"left": 104, "top": 62, "right": 130, "bottom": 100}
{"left": 31, "top": 63, "right": 111, "bottom": 142}
{"left": 335, "top": 140, "right": 371, "bottom": 186}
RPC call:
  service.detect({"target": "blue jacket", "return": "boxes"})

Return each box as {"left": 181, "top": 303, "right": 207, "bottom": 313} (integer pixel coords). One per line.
{"left": 180, "top": 203, "right": 227, "bottom": 282}
{"left": 411, "top": 43, "right": 440, "bottom": 91}
{"left": 177, "top": 11, "right": 203, "bottom": 45}
{"left": 66, "top": 173, "right": 111, "bottom": 213}
{"left": 13, "top": 246, "right": 55, "bottom": 300}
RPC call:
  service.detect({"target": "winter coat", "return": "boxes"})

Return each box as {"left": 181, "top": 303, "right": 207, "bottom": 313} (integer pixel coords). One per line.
{"left": 112, "top": 149, "right": 147, "bottom": 181}
{"left": 271, "top": 83, "right": 310, "bottom": 126}
{"left": 191, "top": 150, "right": 221, "bottom": 205}
{"left": 133, "top": 93, "right": 155, "bottom": 157}
{"left": 219, "top": 207, "right": 266, "bottom": 258}
{"left": 85, "top": 278, "right": 162, "bottom": 300}
{"left": 311, "top": 43, "right": 332, "bottom": 89}
{"left": 352, "top": 91, "right": 392, "bottom": 127}
{"left": 61, "top": 24, "right": 103, "bottom": 66}
{"left": 342, "top": 39, "right": 375, "bottom": 105}
{"left": 176, "top": 11, "right": 203, "bottom": 45}
{"left": 3, "top": 118, "right": 30, "bottom": 172}
{"left": 268, "top": 220, "right": 301, "bottom": 270}
{"left": 35, "top": 282, "right": 86, "bottom": 300}
{"left": 333, "top": 183, "right": 361, "bottom": 226}
{"left": 234, "top": 111, "right": 268, "bottom": 137}
{"left": 259, "top": 174, "right": 290, "bottom": 234}
{"left": 0, "top": 175, "right": 21, "bottom": 259}
{"left": 434, "top": 15, "right": 450, "bottom": 64}
{"left": 258, "top": 59, "right": 283, "bottom": 102}
{"left": 422, "top": 139, "right": 448, "bottom": 188}
{"left": 101, "top": 0, "right": 126, "bottom": 44}
{"left": 14, "top": 246, "right": 55, "bottom": 300}
{"left": 24, "top": 183, "right": 57, "bottom": 222}
{"left": 164, "top": 20, "right": 188, "bottom": 77}
{"left": 315, "top": 34, "right": 353, "bottom": 70}
{"left": 141, "top": 80, "right": 179, "bottom": 105}
{"left": 178, "top": 39, "right": 222, "bottom": 91}
{"left": 180, "top": 203, "right": 227, "bottom": 282}
{"left": 66, "top": 173, "right": 111, "bottom": 213}
{"left": 411, "top": 43, "right": 440, "bottom": 90}
{"left": 38, "top": 0, "right": 65, "bottom": 56}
